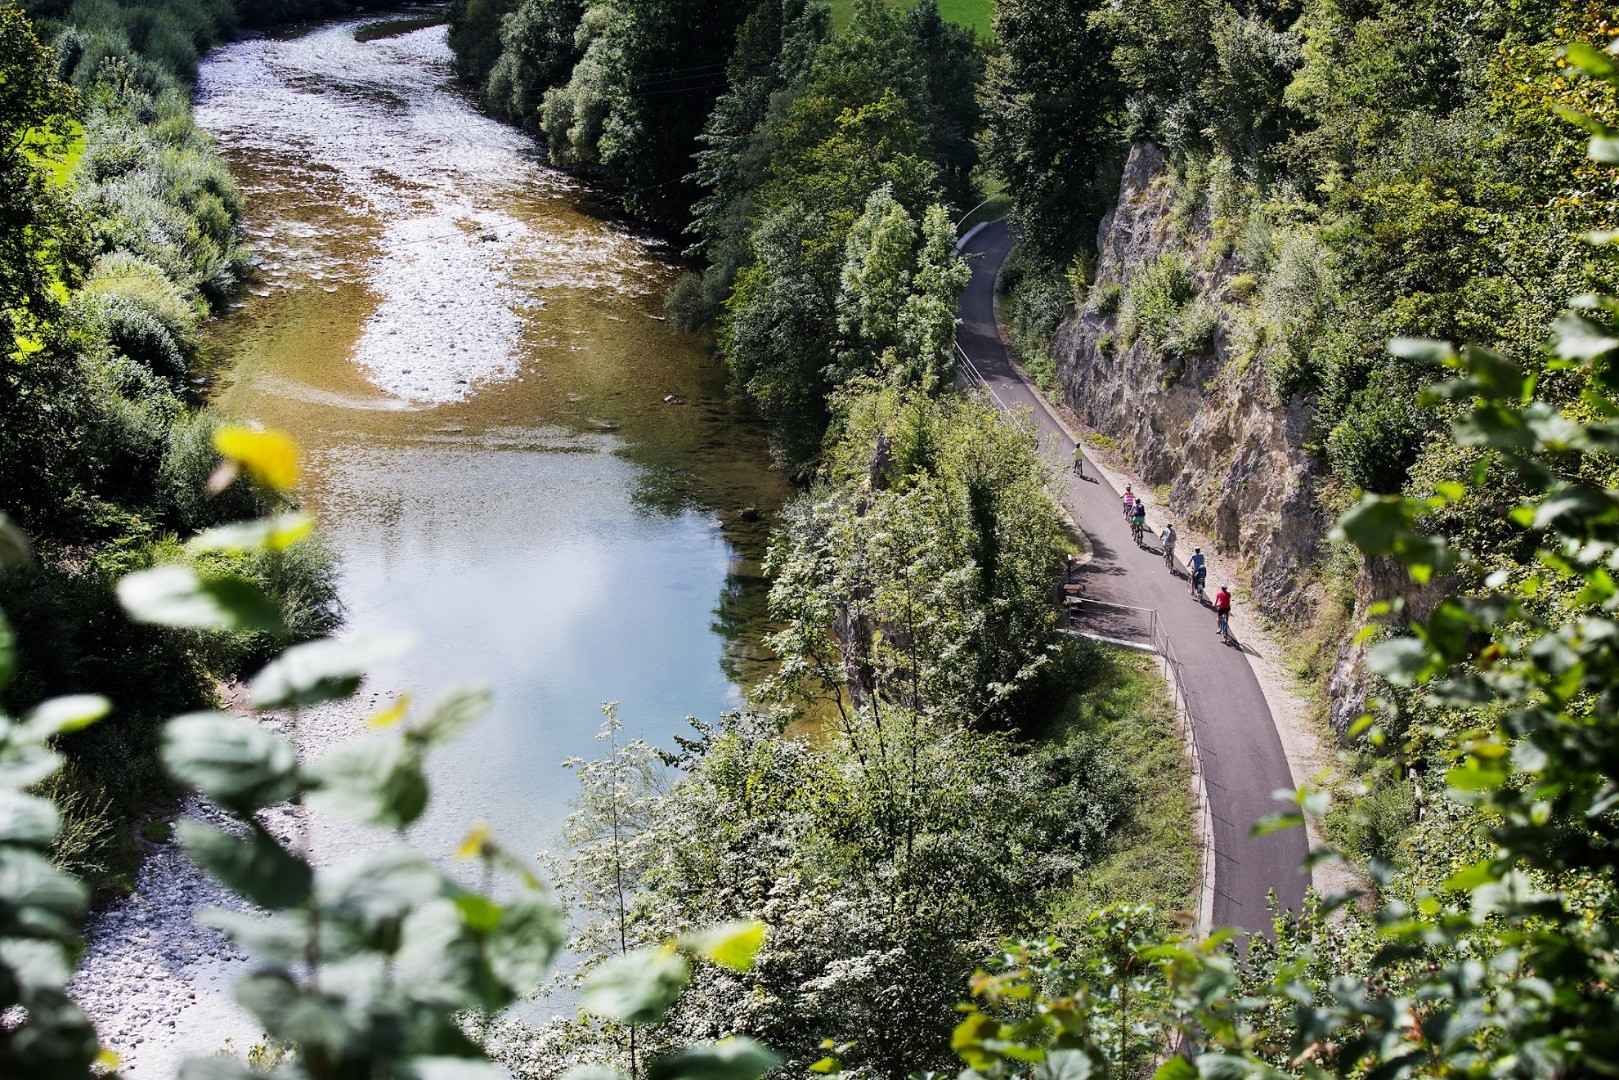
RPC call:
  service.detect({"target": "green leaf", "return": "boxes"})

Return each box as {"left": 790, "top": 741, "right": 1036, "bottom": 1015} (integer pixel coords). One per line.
{"left": 0, "top": 789, "right": 60, "bottom": 845}
{"left": 0, "top": 513, "right": 32, "bottom": 567}
{"left": 1151, "top": 1058, "right": 1198, "bottom": 1080}
{"left": 1040, "top": 1049, "right": 1098, "bottom": 1080}
{"left": 413, "top": 686, "right": 491, "bottom": 747}
{"left": 683, "top": 920, "right": 765, "bottom": 972}
{"left": 1459, "top": 345, "right": 1526, "bottom": 402}
{"left": 178, "top": 820, "right": 312, "bottom": 910}
{"left": 304, "top": 737, "right": 429, "bottom": 829}
{"left": 21, "top": 694, "right": 110, "bottom": 740}
{"left": 484, "top": 894, "right": 567, "bottom": 994}
{"left": 1333, "top": 497, "right": 1409, "bottom": 556}
{"left": 1443, "top": 861, "right": 1497, "bottom": 892}
{"left": 647, "top": 1038, "right": 781, "bottom": 1080}
{"left": 318, "top": 848, "right": 444, "bottom": 931}
{"left": 1568, "top": 40, "right": 1618, "bottom": 79}
{"left": 582, "top": 946, "right": 691, "bottom": 1025}
{"left": 118, "top": 565, "right": 285, "bottom": 634}
{"left": 198, "top": 907, "right": 309, "bottom": 964}
{"left": 250, "top": 632, "right": 415, "bottom": 709}
{"left": 1446, "top": 761, "right": 1508, "bottom": 792}
{"left": 1251, "top": 812, "right": 1304, "bottom": 838}
{"left": 162, "top": 713, "right": 299, "bottom": 814}
{"left": 186, "top": 513, "right": 315, "bottom": 555}
{"left": 1366, "top": 637, "right": 1431, "bottom": 684}
{"left": 1551, "top": 312, "right": 1618, "bottom": 362}
{"left": 0, "top": 846, "right": 88, "bottom": 936}
{"left": 235, "top": 970, "right": 350, "bottom": 1052}
{"left": 1388, "top": 337, "right": 1455, "bottom": 365}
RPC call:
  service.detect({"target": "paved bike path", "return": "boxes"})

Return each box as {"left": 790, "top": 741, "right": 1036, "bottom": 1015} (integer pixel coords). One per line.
{"left": 957, "top": 219, "right": 1308, "bottom": 937}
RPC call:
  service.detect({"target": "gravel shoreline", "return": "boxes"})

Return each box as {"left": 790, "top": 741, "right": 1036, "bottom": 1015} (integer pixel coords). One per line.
{"left": 67, "top": 797, "right": 261, "bottom": 1077}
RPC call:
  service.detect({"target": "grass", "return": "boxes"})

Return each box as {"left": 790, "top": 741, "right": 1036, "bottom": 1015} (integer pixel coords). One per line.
{"left": 829, "top": 0, "right": 995, "bottom": 37}
{"left": 1043, "top": 640, "right": 1200, "bottom": 926}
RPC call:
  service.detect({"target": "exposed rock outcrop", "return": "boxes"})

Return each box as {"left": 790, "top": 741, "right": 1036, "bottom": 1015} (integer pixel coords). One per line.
{"left": 1053, "top": 142, "right": 1327, "bottom": 624}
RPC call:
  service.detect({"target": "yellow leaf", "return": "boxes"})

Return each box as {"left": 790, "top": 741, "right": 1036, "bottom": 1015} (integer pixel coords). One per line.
{"left": 96, "top": 1049, "right": 122, "bottom": 1069}
{"left": 213, "top": 426, "right": 301, "bottom": 491}
{"left": 685, "top": 920, "right": 766, "bottom": 972}
{"left": 456, "top": 820, "right": 493, "bottom": 859}
{"left": 367, "top": 694, "right": 411, "bottom": 729}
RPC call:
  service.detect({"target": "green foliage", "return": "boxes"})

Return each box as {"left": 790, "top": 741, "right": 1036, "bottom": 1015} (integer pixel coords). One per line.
{"left": 480, "top": 0, "right": 584, "bottom": 126}
{"left": 980, "top": 0, "right": 1121, "bottom": 261}
{"left": 0, "top": 1, "right": 344, "bottom": 898}
{"left": 1117, "top": 251, "right": 1214, "bottom": 362}
{"left": 3, "top": 433, "right": 775, "bottom": 1079}
{"left": 0, "top": 515, "right": 108, "bottom": 1077}
{"left": 714, "top": 0, "right": 975, "bottom": 469}
{"left": 768, "top": 387, "right": 1065, "bottom": 726}
{"left": 531, "top": 0, "right": 754, "bottom": 222}
{"left": 999, "top": 244, "right": 1069, "bottom": 388}
{"left": 1098, "top": 0, "right": 1299, "bottom": 170}
{"left": 833, "top": 188, "right": 971, "bottom": 390}
{"left": 951, "top": 50, "right": 1619, "bottom": 1076}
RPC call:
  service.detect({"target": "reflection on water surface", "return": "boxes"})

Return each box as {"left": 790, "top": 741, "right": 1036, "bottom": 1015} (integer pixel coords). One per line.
{"left": 198, "top": 16, "right": 790, "bottom": 859}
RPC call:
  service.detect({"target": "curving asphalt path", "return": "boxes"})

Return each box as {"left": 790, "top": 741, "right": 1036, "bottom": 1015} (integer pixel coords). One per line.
{"left": 956, "top": 219, "right": 1308, "bottom": 937}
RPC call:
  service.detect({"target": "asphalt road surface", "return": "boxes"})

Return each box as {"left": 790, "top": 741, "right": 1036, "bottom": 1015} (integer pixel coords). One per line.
{"left": 956, "top": 219, "right": 1310, "bottom": 937}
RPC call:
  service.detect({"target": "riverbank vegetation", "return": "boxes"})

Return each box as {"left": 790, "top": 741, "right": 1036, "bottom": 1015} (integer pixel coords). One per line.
{"left": 1, "top": 3, "right": 341, "bottom": 897}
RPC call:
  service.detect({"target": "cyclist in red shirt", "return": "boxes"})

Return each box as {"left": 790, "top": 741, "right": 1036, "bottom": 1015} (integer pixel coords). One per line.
{"left": 1214, "top": 585, "right": 1232, "bottom": 641}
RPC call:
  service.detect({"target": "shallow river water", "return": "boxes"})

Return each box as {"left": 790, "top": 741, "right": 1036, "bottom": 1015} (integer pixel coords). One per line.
{"left": 68, "top": 15, "right": 790, "bottom": 1074}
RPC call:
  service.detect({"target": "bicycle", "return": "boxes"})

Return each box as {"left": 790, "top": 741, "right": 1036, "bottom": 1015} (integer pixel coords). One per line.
{"left": 1217, "top": 609, "right": 1231, "bottom": 643}
{"left": 1130, "top": 518, "right": 1144, "bottom": 547}
{"left": 1190, "top": 567, "right": 1206, "bottom": 600}
{"left": 1164, "top": 546, "right": 1177, "bottom": 573}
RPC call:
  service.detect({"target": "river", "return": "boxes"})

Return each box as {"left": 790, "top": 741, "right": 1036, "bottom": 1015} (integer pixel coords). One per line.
{"left": 68, "top": 14, "right": 790, "bottom": 1074}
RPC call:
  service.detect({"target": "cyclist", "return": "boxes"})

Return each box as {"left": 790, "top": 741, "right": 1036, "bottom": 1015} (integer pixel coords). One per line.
{"left": 1159, "top": 522, "right": 1177, "bottom": 572}
{"left": 1214, "top": 584, "right": 1232, "bottom": 641}
{"left": 1072, "top": 443, "right": 1085, "bottom": 478}
{"left": 1188, "top": 546, "right": 1207, "bottom": 598}
{"left": 1130, "top": 499, "right": 1147, "bottom": 546}
{"left": 1121, "top": 485, "right": 1136, "bottom": 520}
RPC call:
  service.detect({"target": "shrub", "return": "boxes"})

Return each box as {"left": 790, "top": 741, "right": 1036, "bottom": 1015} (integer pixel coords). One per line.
{"left": 1228, "top": 272, "right": 1258, "bottom": 299}
{"left": 1118, "top": 251, "right": 1197, "bottom": 357}
{"left": 1091, "top": 280, "right": 1122, "bottom": 315}
{"left": 1325, "top": 367, "right": 1432, "bottom": 493}
{"left": 156, "top": 409, "right": 266, "bottom": 530}
{"left": 1166, "top": 297, "right": 1218, "bottom": 358}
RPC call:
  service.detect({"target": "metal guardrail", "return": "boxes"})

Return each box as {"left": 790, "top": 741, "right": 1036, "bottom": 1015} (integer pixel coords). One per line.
{"left": 956, "top": 195, "right": 1014, "bottom": 237}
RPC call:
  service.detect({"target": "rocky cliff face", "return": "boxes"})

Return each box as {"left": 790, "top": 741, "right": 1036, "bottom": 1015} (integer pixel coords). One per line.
{"left": 1052, "top": 142, "right": 1328, "bottom": 624}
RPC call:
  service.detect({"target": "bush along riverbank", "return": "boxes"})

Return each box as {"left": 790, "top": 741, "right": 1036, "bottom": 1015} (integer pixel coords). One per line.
{"left": 1, "top": 2, "right": 343, "bottom": 900}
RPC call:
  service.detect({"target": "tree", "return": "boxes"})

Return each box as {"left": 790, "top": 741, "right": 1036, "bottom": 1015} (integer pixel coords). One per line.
{"left": 539, "top": 0, "right": 755, "bottom": 223}
{"left": 980, "top": 0, "right": 1121, "bottom": 261}
{"left": 479, "top": 0, "right": 585, "bottom": 122}
{"left": 765, "top": 387, "right": 1064, "bottom": 728}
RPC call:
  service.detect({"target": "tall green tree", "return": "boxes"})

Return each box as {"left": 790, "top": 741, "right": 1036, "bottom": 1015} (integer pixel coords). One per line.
{"left": 540, "top": 0, "right": 754, "bottom": 222}
{"left": 980, "top": 0, "right": 1121, "bottom": 260}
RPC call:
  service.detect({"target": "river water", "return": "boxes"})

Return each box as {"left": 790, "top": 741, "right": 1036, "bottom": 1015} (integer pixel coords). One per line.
{"left": 69, "top": 15, "right": 789, "bottom": 1074}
